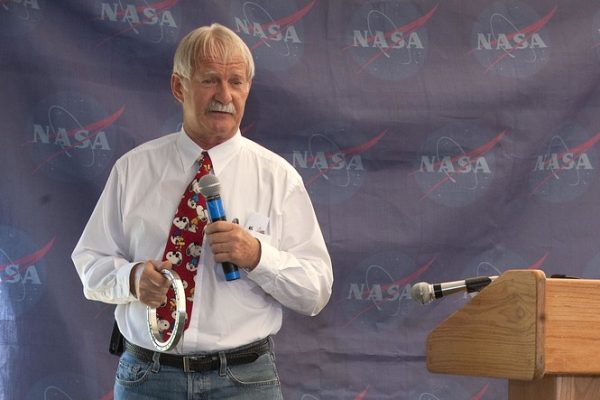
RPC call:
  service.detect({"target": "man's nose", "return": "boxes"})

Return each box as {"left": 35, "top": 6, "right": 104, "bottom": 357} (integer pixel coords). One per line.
{"left": 214, "top": 81, "right": 233, "bottom": 104}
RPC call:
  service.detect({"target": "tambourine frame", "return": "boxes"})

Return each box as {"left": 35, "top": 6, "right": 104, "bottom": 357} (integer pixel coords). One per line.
{"left": 146, "top": 269, "right": 186, "bottom": 352}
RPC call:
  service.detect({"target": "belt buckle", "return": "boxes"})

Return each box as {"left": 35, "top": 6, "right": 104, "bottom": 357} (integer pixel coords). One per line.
{"left": 182, "top": 355, "right": 218, "bottom": 373}
{"left": 183, "top": 356, "right": 199, "bottom": 373}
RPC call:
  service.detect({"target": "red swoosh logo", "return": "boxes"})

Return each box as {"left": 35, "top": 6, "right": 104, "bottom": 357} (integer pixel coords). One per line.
{"left": 355, "top": 387, "right": 369, "bottom": 400}
{"left": 529, "top": 132, "right": 600, "bottom": 196}
{"left": 471, "top": 384, "right": 489, "bottom": 400}
{"left": 30, "top": 106, "right": 125, "bottom": 175}
{"left": 416, "top": 130, "right": 507, "bottom": 200}
{"left": 240, "top": 121, "right": 255, "bottom": 135}
{"left": 0, "top": 238, "right": 55, "bottom": 278}
{"left": 305, "top": 129, "right": 387, "bottom": 187}
{"left": 99, "top": 391, "right": 114, "bottom": 400}
{"left": 342, "top": 256, "right": 436, "bottom": 328}
{"left": 249, "top": 0, "right": 317, "bottom": 50}
{"left": 528, "top": 254, "right": 548, "bottom": 269}
{"left": 345, "top": 5, "right": 439, "bottom": 74}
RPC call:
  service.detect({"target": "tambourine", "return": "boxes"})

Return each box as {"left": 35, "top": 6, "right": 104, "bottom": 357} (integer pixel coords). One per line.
{"left": 146, "top": 269, "right": 186, "bottom": 351}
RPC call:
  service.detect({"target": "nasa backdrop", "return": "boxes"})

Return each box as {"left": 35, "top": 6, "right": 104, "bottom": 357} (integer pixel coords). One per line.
{"left": 2, "top": 0, "right": 600, "bottom": 399}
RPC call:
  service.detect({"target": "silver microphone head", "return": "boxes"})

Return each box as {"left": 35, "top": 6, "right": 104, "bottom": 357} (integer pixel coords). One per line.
{"left": 198, "top": 174, "right": 220, "bottom": 197}
{"left": 411, "top": 282, "right": 434, "bottom": 305}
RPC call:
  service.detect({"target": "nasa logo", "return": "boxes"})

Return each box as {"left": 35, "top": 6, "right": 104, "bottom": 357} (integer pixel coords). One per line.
{"left": 0, "top": 0, "right": 44, "bottom": 37}
{"left": 471, "top": 2, "right": 555, "bottom": 78}
{"left": 343, "top": 251, "right": 434, "bottom": 327}
{"left": 410, "top": 379, "right": 503, "bottom": 400}
{"left": 465, "top": 247, "right": 544, "bottom": 295}
{"left": 27, "top": 91, "right": 122, "bottom": 182}
{"left": 414, "top": 122, "right": 506, "bottom": 207}
{"left": 0, "top": 225, "right": 52, "bottom": 317}
{"left": 94, "top": 0, "right": 180, "bottom": 55}
{"left": 300, "top": 388, "right": 369, "bottom": 400}
{"left": 345, "top": 1, "right": 437, "bottom": 80}
{"left": 25, "top": 372, "right": 102, "bottom": 400}
{"left": 229, "top": 0, "right": 312, "bottom": 72}
{"left": 528, "top": 122, "right": 599, "bottom": 202}
{"left": 281, "top": 126, "right": 385, "bottom": 204}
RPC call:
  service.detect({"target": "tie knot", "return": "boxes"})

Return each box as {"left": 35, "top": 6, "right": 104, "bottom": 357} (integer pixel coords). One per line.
{"left": 198, "top": 151, "right": 209, "bottom": 163}
{"left": 198, "top": 152, "right": 213, "bottom": 174}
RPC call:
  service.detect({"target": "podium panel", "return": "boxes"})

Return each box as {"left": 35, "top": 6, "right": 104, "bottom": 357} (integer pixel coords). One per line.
{"left": 509, "top": 376, "right": 600, "bottom": 400}
{"left": 426, "top": 270, "right": 545, "bottom": 380}
{"left": 544, "top": 278, "right": 600, "bottom": 374}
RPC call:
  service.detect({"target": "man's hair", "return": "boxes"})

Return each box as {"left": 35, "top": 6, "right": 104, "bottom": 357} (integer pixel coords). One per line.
{"left": 173, "top": 23, "right": 255, "bottom": 81}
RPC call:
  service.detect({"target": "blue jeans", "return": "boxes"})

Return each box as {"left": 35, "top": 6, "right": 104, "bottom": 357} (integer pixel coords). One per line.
{"left": 114, "top": 340, "right": 284, "bottom": 400}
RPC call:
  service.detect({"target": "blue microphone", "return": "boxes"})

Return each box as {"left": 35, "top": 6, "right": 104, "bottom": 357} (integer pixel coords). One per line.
{"left": 197, "top": 174, "right": 240, "bottom": 281}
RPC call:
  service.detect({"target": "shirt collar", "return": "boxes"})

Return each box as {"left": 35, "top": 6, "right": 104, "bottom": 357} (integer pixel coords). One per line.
{"left": 176, "top": 128, "right": 203, "bottom": 173}
{"left": 206, "top": 130, "right": 243, "bottom": 176}
{"left": 176, "top": 128, "right": 243, "bottom": 175}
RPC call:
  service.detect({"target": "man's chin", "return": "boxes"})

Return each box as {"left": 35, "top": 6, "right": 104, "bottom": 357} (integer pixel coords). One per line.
{"left": 209, "top": 125, "right": 238, "bottom": 140}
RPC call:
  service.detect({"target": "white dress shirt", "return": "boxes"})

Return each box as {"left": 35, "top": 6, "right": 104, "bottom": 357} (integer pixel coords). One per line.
{"left": 72, "top": 129, "right": 333, "bottom": 353}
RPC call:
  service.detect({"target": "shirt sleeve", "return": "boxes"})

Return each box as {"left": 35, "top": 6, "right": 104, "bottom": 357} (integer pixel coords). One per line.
{"left": 71, "top": 164, "right": 139, "bottom": 304}
{"left": 246, "top": 182, "right": 333, "bottom": 316}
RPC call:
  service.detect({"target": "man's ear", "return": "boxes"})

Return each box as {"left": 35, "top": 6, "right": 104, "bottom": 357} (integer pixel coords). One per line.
{"left": 171, "top": 74, "right": 185, "bottom": 104}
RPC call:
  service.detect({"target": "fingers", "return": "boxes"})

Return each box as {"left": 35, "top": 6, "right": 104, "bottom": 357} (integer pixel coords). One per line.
{"left": 205, "top": 221, "right": 240, "bottom": 255}
{"left": 136, "top": 261, "right": 172, "bottom": 308}
{"left": 205, "top": 222, "right": 260, "bottom": 268}
{"left": 151, "top": 259, "right": 173, "bottom": 272}
{"left": 203, "top": 220, "right": 232, "bottom": 235}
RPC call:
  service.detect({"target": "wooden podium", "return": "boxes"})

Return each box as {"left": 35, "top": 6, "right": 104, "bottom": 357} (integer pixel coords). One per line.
{"left": 426, "top": 269, "right": 600, "bottom": 400}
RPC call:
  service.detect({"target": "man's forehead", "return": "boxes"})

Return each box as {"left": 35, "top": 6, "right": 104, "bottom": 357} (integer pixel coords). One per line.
{"left": 195, "top": 58, "right": 247, "bottom": 73}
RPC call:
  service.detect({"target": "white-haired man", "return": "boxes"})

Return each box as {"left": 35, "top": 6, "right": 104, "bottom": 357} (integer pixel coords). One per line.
{"left": 73, "top": 23, "right": 333, "bottom": 399}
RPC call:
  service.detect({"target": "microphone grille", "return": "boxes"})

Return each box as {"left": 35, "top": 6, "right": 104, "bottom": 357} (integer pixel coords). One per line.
{"left": 198, "top": 174, "right": 221, "bottom": 197}
{"left": 411, "top": 282, "right": 433, "bottom": 305}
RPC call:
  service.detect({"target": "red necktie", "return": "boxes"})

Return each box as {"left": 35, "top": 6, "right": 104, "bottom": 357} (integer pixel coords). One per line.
{"left": 156, "top": 152, "right": 212, "bottom": 335}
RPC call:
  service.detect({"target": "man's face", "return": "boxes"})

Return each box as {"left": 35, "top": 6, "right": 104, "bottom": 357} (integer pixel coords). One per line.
{"left": 172, "top": 56, "right": 251, "bottom": 149}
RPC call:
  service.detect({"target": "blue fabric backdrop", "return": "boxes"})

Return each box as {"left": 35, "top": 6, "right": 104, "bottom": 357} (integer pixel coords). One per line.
{"left": 2, "top": 0, "right": 600, "bottom": 399}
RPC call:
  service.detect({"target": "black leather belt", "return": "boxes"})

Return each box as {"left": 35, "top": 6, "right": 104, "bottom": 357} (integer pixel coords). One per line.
{"left": 124, "top": 338, "right": 269, "bottom": 373}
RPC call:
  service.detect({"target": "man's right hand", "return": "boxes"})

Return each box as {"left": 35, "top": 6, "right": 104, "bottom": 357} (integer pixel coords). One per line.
{"left": 129, "top": 260, "right": 173, "bottom": 308}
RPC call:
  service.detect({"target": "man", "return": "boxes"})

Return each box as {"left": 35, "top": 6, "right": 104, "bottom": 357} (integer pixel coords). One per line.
{"left": 72, "top": 23, "right": 333, "bottom": 399}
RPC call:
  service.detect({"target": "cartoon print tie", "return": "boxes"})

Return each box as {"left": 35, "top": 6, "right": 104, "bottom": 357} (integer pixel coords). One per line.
{"left": 156, "top": 152, "right": 212, "bottom": 336}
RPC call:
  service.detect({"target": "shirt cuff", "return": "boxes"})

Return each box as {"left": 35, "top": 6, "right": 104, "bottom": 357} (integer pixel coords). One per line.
{"left": 245, "top": 234, "right": 280, "bottom": 291}
{"left": 117, "top": 261, "right": 143, "bottom": 302}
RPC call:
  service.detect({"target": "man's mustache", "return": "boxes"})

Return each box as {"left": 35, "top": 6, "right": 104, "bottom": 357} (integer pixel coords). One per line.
{"left": 208, "top": 101, "right": 236, "bottom": 114}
